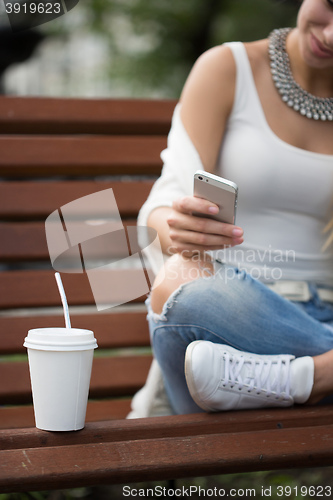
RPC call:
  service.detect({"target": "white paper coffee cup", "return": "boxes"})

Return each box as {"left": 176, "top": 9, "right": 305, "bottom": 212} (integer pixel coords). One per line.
{"left": 24, "top": 327, "right": 98, "bottom": 431}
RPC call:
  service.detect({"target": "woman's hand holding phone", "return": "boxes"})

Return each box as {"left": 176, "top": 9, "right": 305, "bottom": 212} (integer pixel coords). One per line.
{"left": 166, "top": 195, "right": 244, "bottom": 255}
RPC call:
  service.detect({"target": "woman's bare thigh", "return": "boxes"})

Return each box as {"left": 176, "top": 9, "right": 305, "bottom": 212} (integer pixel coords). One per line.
{"left": 150, "top": 253, "right": 215, "bottom": 314}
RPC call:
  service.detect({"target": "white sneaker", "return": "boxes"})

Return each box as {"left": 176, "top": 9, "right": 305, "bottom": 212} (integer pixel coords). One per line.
{"left": 185, "top": 341, "right": 314, "bottom": 412}
{"left": 127, "top": 359, "right": 174, "bottom": 418}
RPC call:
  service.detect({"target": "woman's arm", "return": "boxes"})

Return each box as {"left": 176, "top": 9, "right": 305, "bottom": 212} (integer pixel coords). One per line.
{"left": 179, "top": 44, "right": 236, "bottom": 172}
{"left": 147, "top": 45, "right": 243, "bottom": 255}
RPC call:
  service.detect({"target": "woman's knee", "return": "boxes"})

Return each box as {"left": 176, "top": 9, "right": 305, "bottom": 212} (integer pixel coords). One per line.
{"left": 150, "top": 253, "right": 214, "bottom": 314}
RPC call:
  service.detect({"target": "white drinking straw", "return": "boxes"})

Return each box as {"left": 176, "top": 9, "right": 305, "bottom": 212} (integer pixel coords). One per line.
{"left": 55, "top": 272, "right": 72, "bottom": 329}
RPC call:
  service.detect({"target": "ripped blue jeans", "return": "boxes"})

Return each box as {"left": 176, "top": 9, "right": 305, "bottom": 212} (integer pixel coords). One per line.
{"left": 146, "top": 262, "right": 333, "bottom": 414}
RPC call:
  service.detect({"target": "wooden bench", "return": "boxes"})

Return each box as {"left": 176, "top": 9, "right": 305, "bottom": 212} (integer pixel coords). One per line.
{"left": 1, "top": 96, "right": 333, "bottom": 494}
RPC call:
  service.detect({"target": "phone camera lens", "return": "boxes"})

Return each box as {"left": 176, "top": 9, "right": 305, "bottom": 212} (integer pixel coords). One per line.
{"left": 198, "top": 176, "right": 203, "bottom": 180}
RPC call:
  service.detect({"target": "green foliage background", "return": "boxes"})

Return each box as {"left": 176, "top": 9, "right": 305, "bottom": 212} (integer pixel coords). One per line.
{"left": 52, "top": 0, "right": 299, "bottom": 97}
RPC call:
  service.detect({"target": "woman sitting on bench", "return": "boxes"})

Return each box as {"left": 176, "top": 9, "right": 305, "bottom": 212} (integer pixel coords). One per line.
{"left": 138, "top": 0, "right": 333, "bottom": 414}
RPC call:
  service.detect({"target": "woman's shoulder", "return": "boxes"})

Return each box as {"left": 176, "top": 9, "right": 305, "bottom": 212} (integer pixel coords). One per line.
{"left": 179, "top": 44, "right": 237, "bottom": 116}
{"left": 191, "top": 38, "right": 269, "bottom": 82}
{"left": 243, "top": 38, "right": 270, "bottom": 76}
{"left": 178, "top": 45, "right": 236, "bottom": 171}
{"left": 178, "top": 38, "right": 269, "bottom": 170}
{"left": 189, "top": 44, "right": 237, "bottom": 85}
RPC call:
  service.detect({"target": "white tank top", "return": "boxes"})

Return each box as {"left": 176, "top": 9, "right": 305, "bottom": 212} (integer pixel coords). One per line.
{"left": 215, "top": 42, "right": 333, "bottom": 285}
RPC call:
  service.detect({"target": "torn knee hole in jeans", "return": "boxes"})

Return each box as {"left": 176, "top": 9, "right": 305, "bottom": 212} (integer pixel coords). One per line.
{"left": 146, "top": 284, "right": 186, "bottom": 322}
{"left": 146, "top": 259, "right": 216, "bottom": 322}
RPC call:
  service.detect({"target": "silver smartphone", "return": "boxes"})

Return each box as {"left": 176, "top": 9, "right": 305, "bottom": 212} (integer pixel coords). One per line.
{"left": 193, "top": 170, "right": 238, "bottom": 224}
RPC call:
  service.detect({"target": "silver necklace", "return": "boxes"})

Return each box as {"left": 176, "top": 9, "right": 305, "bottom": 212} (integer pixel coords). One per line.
{"left": 268, "top": 28, "right": 333, "bottom": 121}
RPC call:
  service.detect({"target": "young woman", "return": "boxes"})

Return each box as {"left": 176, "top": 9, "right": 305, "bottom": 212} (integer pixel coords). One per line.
{"left": 137, "top": 0, "right": 333, "bottom": 414}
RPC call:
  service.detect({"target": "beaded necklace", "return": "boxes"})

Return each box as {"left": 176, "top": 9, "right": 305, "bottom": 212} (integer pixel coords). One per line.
{"left": 268, "top": 28, "right": 333, "bottom": 121}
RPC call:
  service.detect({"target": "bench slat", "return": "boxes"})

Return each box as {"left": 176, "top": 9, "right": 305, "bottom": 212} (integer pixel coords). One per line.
{"left": 0, "top": 355, "right": 152, "bottom": 404}
{"left": 1, "top": 421, "right": 333, "bottom": 492}
{"left": 0, "top": 181, "right": 153, "bottom": 220}
{"left": 0, "top": 97, "right": 176, "bottom": 135}
{"left": 0, "top": 220, "right": 139, "bottom": 262}
{"left": 0, "top": 399, "right": 132, "bottom": 429}
{"left": 0, "top": 136, "right": 165, "bottom": 177}
{"left": 0, "top": 270, "right": 147, "bottom": 309}
{"left": 2, "top": 406, "right": 333, "bottom": 449}
{"left": 0, "top": 310, "right": 149, "bottom": 354}
{"left": 0, "top": 223, "right": 48, "bottom": 262}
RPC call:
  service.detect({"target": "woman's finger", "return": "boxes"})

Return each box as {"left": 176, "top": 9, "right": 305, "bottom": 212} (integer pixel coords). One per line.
{"left": 172, "top": 196, "right": 219, "bottom": 216}
{"left": 167, "top": 211, "right": 243, "bottom": 239}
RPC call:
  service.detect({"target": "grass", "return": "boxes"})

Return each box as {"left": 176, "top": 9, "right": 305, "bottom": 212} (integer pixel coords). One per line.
{"left": 1, "top": 467, "right": 333, "bottom": 500}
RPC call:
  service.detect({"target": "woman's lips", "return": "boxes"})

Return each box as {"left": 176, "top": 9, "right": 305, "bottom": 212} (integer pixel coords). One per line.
{"left": 310, "top": 33, "right": 333, "bottom": 59}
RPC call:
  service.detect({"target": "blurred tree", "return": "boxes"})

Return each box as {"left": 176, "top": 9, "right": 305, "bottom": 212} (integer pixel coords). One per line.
{"left": 39, "top": 0, "right": 298, "bottom": 98}
{"left": 79, "top": 0, "right": 299, "bottom": 97}
{"left": 0, "top": 28, "right": 44, "bottom": 93}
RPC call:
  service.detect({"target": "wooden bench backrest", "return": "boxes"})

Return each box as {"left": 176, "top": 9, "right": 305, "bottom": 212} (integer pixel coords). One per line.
{"left": 2, "top": 98, "right": 333, "bottom": 493}
{"left": 0, "top": 96, "right": 176, "bottom": 426}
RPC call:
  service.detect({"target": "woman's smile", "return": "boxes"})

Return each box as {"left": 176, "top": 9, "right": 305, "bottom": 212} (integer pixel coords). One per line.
{"left": 310, "top": 32, "right": 333, "bottom": 59}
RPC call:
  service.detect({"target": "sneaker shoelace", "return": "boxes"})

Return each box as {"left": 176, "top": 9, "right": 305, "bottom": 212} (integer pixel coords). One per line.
{"left": 223, "top": 352, "right": 292, "bottom": 400}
